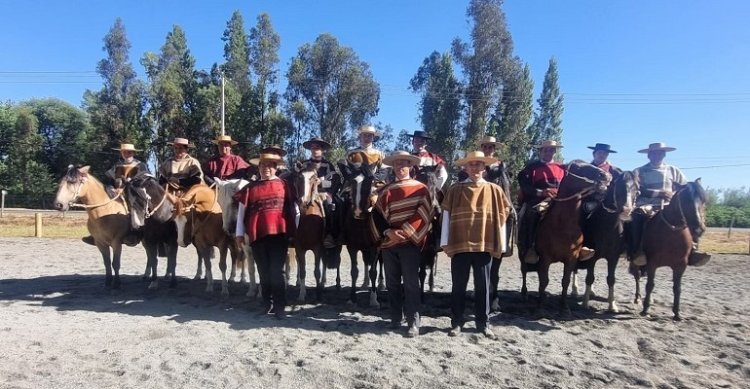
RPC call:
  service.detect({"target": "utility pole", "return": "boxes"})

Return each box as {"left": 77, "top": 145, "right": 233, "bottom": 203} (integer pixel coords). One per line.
{"left": 221, "top": 74, "right": 226, "bottom": 136}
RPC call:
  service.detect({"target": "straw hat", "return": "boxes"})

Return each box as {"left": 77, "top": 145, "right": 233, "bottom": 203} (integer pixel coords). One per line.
{"left": 357, "top": 125, "right": 381, "bottom": 137}
{"left": 111, "top": 143, "right": 141, "bottom": 152}
{"left": 383, "top": 151, "right": 421, "bottom": 166}
{"left": 455, "top": 151, "right": 498, "bottom": 167}
{"left": 638, "top": 142, "right": 676, "bottom": 153}
{"left": 302, "top": 137, "right": 331, "bottom": 150}
{"left": 167, "top": 137, "right": 195, "bottom": 148}
{"left": 587, "top": 143, "right": 617, "bottom": 153}
{"left": 479, "top": 135, "right": 503, "bottom": 148}
{"left": 260, "top": 144, "right": 288, "bottom": 157}
{"left": 211, "top": 135, "right": 238, "bottom": 146}
{"left": 249, "top": 153, "right": 286, "bottom": 166}
{"left": 405, "top": 130, "right": 432, "bottom": 140}
{"left": 535, "top": 140, "right": 564, "bottom": 149}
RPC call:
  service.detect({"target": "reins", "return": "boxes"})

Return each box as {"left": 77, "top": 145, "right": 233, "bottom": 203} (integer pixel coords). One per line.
{"left": 68, "top": 179, "right": 128, "bottom": 212}
{"left": 658, "top": 190, "right": 688, "bottom": 231}
{"left": 143, "top": 183, "right": 170, "bottom": 218}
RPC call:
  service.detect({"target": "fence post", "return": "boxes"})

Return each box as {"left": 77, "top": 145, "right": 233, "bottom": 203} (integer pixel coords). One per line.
{"left": 728, "top": 215, "right": 734, "bottom": 238}
{"left": 0, "top": 190, "right": 6, "bottom": 217}
{"left": 35, "top": 213, "right": 43, "bottom": 238}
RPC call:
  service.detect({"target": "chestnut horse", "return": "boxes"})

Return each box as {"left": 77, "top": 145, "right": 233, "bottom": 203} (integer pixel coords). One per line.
{"left": 631, "top": 179, "right": 708, "bottom": 321}
{"left": 580, "top": 170, "right": 638, "bottom": 312}
{"left": 530, "top": 161, "right": 611, "bottom": 314}
{"left": 54, "top": 165, "right": 130, "bottom": 288}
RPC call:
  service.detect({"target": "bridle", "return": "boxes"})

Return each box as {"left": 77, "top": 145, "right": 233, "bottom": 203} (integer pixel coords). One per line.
{"left": 67, "top": 176, "right": 126, "bottom": 211}
{"left": 552, "top": 171, "right": 599, "bottom": 203}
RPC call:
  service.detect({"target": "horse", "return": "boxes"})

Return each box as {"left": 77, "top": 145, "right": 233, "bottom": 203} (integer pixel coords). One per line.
{"left": 484, "top": 161, "right": 517, "bottom": 312}
{"left": 173, "top": 184, "right": 239, "bottom": 295}
{"left": 338, "top": 158, "right": 382, "bottom": 307}
{"left": 528, "top": 160, "right": 611, "bottom": 314}
{"left": 53, "top": 165, "right": 130, "bottom": 289}
{"left": 413, "top": 165, "right": 443, "bottom": 300}
{"left": 579, "top": 170, "right": 638, "bottom": 312}
{"left": 214, "top": 177, "right": 256, "bottom": 295}
{"left": 631, "top": 179, "right": 708, "bottom": 321}
{"left": 287, "top": 161, "right": 327, "bottom": 301}
{"left": 124, "top": 173, "right": 179, "bottom": 289}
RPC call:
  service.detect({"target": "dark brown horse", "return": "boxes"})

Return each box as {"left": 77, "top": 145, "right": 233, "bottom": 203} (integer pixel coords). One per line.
{"left": 413, "top": 164, "right": 443, "bottom": 300}
{"left": 631, "top": 179, "right": 708, "bottom": 321}
{"left": 530, "top": 161, "right": 611, "bottom": 314}
{"left": 580, "top": 170, "right": 638, "bottom": 312}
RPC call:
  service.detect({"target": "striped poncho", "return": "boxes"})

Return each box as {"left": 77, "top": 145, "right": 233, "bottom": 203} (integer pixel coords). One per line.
{"left": 440, "top": 180, "right": 510, "bottom": 258}
{"left": 369, "top": 178, "right": 433, "bottom": 249}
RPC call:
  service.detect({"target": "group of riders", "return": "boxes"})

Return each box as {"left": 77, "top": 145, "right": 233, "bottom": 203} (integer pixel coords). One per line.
{"left": 81, "top": 124, "right": 711, "bottom": 338}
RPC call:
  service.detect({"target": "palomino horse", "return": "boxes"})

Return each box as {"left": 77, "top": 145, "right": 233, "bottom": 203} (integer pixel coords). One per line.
{"left": 54, "top": 165, "right": 130, "bottom": 288}
{"left": 579, "top": 170, "right": 638, "bottom": 312}
{"left": 631, "top": 179, "right": 708, "bottom": 321}
{"left": 339, "top": 159, "right": 382, "bottom": 307}
{"left": 530, "top": 161, "right": 611, "bottom": 314}
{"left": 214, "top": 178, "right": 256, "bottom": 295}
{"left": 413, "top": 165, "right": 443, "bottom": 299}
{"left": 173, "top": 184, "right": 239, "bottom": 295}
{"left": 288, "top": 161, "right": 327, "bottom": 301}
{"left": 125, "top": 173, "right": 179, "bottom": 289}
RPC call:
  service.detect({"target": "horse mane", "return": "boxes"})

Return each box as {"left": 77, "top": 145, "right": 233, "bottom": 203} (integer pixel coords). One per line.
{"left": 687, "top": 179, "right": 707, "bottom": 203}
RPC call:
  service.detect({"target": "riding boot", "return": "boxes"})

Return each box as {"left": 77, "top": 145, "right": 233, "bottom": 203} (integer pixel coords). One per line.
{"left": 628, "top": 213, "right": 647, "bottom": 266}
{"left": 81, "top": 235, "right": 96, "bottom": 246}
{"left": 688, "top": 239, "right": 711, "bottom": 267}
{"left": 522, "top": 207, "right": 540, "bottom": 264}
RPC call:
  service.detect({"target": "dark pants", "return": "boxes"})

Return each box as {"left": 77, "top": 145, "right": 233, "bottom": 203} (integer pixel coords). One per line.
{"left": 382, "top": 244, "right": 421, "bottom": 326}
{"left": 451, "top": 252, "right": 492, "bottom": 329}
{"left": 518, "top": 204, "right": 540, "bottom": 253}
{"left": 251, "top": 234, "right": 288, "bottom": 314}
{"left": 627, "top": 211, "right": 648, "bottom": 259}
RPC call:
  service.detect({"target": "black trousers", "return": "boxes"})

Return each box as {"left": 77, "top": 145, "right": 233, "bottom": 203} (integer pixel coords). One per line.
{"left": 251, "top": 234, "right": 288, "bottom": 313}
{"left": 382, "top": 244, "right": 421, "bottom": 326}
{"left": 451, "top": 252, "right": 492, "bottom": 329}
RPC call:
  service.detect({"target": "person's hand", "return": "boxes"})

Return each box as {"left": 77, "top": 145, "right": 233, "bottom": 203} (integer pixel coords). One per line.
{"left": 542, "top": 188, "right": 558, "bottom": 198}
{"left": 385, "top": 229, "right": 408, "bottom": 243}
{"left": 658, "top": 191, "right": 673, "bottom": 201}
{"left": 168, "top": 177, "right": 180, "bottom": 185}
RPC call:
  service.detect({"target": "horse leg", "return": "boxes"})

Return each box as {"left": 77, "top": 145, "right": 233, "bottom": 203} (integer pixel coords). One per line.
{"left": 202, "top": 246, "right": 214, "bottom": 293}
{"left": 536, "top": 262, "right": 550, "bottom": 313}
{"left": 632, "top": 265, "right": 642, "bottom": 305}
{"left": 112, "top": 243, "right": 123, "bottom": 290}
{"left": 570, "top": 270, "right": 579, "bottom": 297}
{"left": 521, "top": 261, "right": 529, "bottom": 299}
{"left": 228, "top": 244, "right": 238, "bottom": 282}
{"left": 193, "top": 245, "right": 203, "bottom": 280}
{"left": 428, "top": 254, "right": 436, "bottom": 293}
{"left": 347, "top": 247, "right": 359, "bottom": 305}
{"left": 286, "top": 248, "right": 293, "bottom": 287}
{"left": 641, "top": 267, "right": 656, "bottom": 316}
{"left": 368, "top": 250, "right": 380, "bottom": 308}
{"left": 244, "top": 242, "right": 259, "bottom": 298}
{"left": 361, "top": 260, "right": 371, "bottom": 290}
{"left": 167, "top": 244, "right": 178, "bottom": 288}
{"left": 336, "top": 266, "right": 341, "bottom": 289}
{"left": 377, "top": 257, "right": 386, "bottom": 292}
{"left": 560, "top": 262, "right": 574, "bottom": 316}
{"left": 606, "top": 256, "right": 619, "bottom": 313}
{"left": 219, "top": 244, "right": 230, "bottom": 296}
{"left": 97, "top": 244, "right": 113, "bottom": 287}
{"left": 144, "top": 242, "right": 159, "bottom": 290}
{"left": 418, "top": 257, "right": 427, "bottom": 303}
{"left": 239, "top": 250, "right": 248, "bottom": 284}
{"left": 490, "top": 257, "right": 501, "bottom": 311}
{"left": 582, "top": 261, "right": 596, "bottom": 310}
{"left": 296, "top": 247, "right": 307, "bottom": 302}
{"left": 672, "top": 267, "right": 685, "bottom": 321}
{"left": 314, "top": 248, "right": 324, "bottom": 301}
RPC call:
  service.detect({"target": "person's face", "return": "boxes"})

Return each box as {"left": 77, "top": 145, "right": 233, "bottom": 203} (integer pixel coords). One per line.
{"left": 359, "top": 133, "right": 374, "bottom": 146}
{"left": 392, "top": 159, "right": 413, "bottom": 180}
{"left": 648, "top": 150, "right": 666, "bottom": 165}
{"left": 309, "top": 144, "right": 323, "bottom": 159}
{"left": 412, "top": 136, "right": 427, "bottom": 151}
{"left": 173, "top": 144, "right": 187, "bottom": 158}
{"left": 592, "top": 150, "right": 609, "bottom": 165}
{"left": 121, "top": 150, "right": 135, "bottom": 163}
{"left": 481, "top": 143, "right": 496, "bottom": 157}
{"left": 465, "top": 161, "right": 486, "bottom": 181}
{"left": 259, "top": 160, "right": 278, "bottom": 179}
{"left": 217, "top": 142, "right": 232, "bottom": 156}
{"left": 539, "top": 147, "right": 556, "bottom": 163}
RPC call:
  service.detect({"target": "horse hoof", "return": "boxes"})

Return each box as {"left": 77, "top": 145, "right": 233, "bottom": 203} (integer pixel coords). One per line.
{"left": 640, "top": 310, "right": 650, "bottom": 317}
{"left": 193, "top": 275, "right": 202, "bottom": 281}
{"left": 673, "top": 315, "right": 682, "bottom": 322}
{"left": 491, "top": 299, "right": 500, "bottom": 312}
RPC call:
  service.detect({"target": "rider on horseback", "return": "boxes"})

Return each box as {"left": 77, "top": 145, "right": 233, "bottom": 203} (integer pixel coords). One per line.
{"left": 158, "top": 137, "right": 204, "bottom": 193}
{"left": 347, "top": 125, "right": 386, "bottom": 179}
{"left": 302, "top": 137, "right": 343, "bottom": 248}
{"left": 407, "top": 130, "right": 448, "bottom": 188}
{"left": 629, "top": 142, "right": 710, "bottom": 266}
{"left": 582, "top": 143, "right": 623, "bottom": 214}
{"left": 202, "top": 134, "right": 250, "bottom": 185}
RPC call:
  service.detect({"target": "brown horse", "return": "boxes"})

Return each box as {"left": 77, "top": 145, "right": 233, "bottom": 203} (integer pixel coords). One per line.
{"left": 532, "top": 161, "right": 611, "bottom": 314}
{"left": 579, "top": 170, "right": 638, "bottom": 312}
{"left": 631, "top": 179, "right": 708, "bottom": 321}
{"left": 54, "top": 165, "right": 131, "bottom": 288}
{"left": 174, "top": 184, "right": 239, "bottom": 295}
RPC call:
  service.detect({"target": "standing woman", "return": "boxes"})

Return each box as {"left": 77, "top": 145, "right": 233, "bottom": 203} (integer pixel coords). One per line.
{"left": 234, "top": 152, "right": 297, "bottom": 318}
{"left": 441, "top": 151, "right": 510, "bottom": 339}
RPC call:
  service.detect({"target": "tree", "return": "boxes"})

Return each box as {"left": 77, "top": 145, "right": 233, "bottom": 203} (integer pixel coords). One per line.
{"left": 530, "top": 57, "right": 564, "bottom": 161}
{"left": 221, "top": 11, "right": 251, "bottom": 92}
{"left": 284, "top": 33, "right": 380, "bottom": 153}
{"left": 83, "top": 18, "right": 149, "bottom": 178}
{"left": 451, "top": 0, "right": 514, "bottom": 148}
{"left": 494, "top": 58, "right": 534, "bottom": 176}
{"left": 3, "top": 108, "right": 55, "bottom": 207}
{"left": 409, "top": 51, "right": 463, "bottom": 164}
{"left": 249, "top": 12, "right": 283, "bottom": 145}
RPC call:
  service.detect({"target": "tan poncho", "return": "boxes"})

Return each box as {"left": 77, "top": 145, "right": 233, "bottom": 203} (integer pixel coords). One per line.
{"left": 441, "top": 181, "right": 510, "bottom": 258}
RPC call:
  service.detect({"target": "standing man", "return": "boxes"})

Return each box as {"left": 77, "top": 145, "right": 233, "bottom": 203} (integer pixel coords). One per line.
{"left": 407, "top": 130, "right": 448, "bottom": 188}
{"left": 629, "top": 142, "right": 710, "bottom": 266}
{"left": 158, "top": 137, "right": 204, "bottom": 193}
{"left": 234, "top": 151, "right": 297, "bottom": 318}
{"left": 202, "top": 134, "right": 250, "bottom": 185}
{"left": 302, "top": 137, "right": 343, "bottom": 246}
{"left": 441, "top": 151, "right": 509, "bottom": 339}
{"left": 370, "top": 151, "right": 433, "bottom": 338}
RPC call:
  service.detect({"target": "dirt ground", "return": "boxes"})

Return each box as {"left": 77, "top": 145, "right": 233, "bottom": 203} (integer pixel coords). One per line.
{"left": 0, "top": 237, "right": 748, "bottom": 389}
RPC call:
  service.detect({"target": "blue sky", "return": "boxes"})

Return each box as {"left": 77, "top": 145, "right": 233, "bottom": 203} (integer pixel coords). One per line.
{"left": 1, "top": 0, "right": 748, "bottom": 190}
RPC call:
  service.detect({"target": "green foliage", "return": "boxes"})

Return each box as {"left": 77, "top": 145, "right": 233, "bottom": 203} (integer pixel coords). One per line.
{"left": 495, "top": 58, "right": 534, "bottom": 180}
{"left": 530, "top": 57, "right": 564, "bottom": 161}
{"left": 705, "top": 187, "right": 750, "bottom": 227}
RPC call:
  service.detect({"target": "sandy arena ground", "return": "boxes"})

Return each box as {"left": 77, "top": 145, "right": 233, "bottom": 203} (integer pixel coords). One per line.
{"left": 0, "top": 237, "right": 748, "bottom": 389}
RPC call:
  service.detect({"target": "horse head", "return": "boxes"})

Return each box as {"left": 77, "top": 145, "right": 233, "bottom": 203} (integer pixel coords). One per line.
{"left": 679, "top": 179, "right": 708, "bottom": 236}
{"left": 414, "top": 165, "right": 442, "bottom": 210}
{"left": 293, "top": 161, "right": 321, "bottom": 206}
{"left": 602, "top": 170, "right": 638, "bottom": 221}
{"left": 172, "top": 196, "right": 195, "bottom": 247}
{"left": 54, "top": 165, "right": 91, "bottom": 211}
{"left": 562, "top": 160, "right": 612, "bottom": 198}
{"left": 126, "top": 173, "right": 173, "bottom": 228}
{"left": 215, "top": 178, "right": 249, "bottom": 235}
{"left": 339, "top": 158, "right": 375, "bottom": 220}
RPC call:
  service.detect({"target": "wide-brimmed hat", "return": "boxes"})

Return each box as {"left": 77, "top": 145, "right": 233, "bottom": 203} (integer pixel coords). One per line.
{"left": 111, "top": 143, "right": 141, "bottom": 152}
{"left": 383, "top": 151, "right": 421, "bottom": 166}
{"left": 480, "top": 135, "right": 503, "bottom": 148}
{"left": 405, "top": 130, "right": 432, "bottom": 140}
{"left": 535, "top": 140, "right": 564, "bottom": 149}
{"left": 357, "top": 125, "right": 381, "bottom": 137}
{"left": 638, "top": 142, "right": 676, "bottom": 153}
{"left": 587, "top": 143, "right": 617, "bottom": 153}
{"left": 455, "top": 151, "right": 497, "bottom": 167}
{"left": 302, "top": 137, "right": 331, "bottom": 150}
{"left": 249, "top": 153, "right": 286, "bottom": 166}
{"left": 211, "top": 135, "right": 238, "bottom": 146}
{"left": 260, "top": 144, "right": 287, "bottom": 157}
{"left": 167, "top": 137, "right": 195, "bottom": 148}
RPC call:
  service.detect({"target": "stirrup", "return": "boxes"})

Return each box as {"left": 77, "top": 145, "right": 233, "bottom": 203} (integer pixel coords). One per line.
{"left": 688, "top": 251, "right": 711, "bottom": 267}
{"left": 578, "top": 246, "right": 595, "bottom": 261}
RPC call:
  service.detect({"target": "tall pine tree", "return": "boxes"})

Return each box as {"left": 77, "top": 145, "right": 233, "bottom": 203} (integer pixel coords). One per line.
{"left": 530, "top": 57, "right": 564, "bottom": 161}
{"left": 495, "top": 58, "right": 534, "bottom": 177}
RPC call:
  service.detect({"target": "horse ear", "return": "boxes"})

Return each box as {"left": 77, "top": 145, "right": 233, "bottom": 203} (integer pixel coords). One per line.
{"left": 79, "top": 165, "right": 91, "bottom": 176}
{"left": 295, "top": 160, "right": 304, "bottom": 173}
{"left": 695, "top": 177, "right": 702, "bottom": 185}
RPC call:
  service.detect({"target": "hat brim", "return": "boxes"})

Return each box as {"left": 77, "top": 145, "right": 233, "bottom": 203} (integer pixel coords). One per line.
{"left": 167, "top": 142, "right": 195, "bottom": 148}
{"left": 302, "top": 140, "right": 331, "bottom": 150}
{"left": 211, "top": 140, "right": 238, "bottom": 146}
{"left": 638, "top": 147, "right": 676, "bottom": 153}
{"left": 588, "top": 146, "right": 617, "bottom": 153}
{"left": 455, "top": 156, "right": 498, "bottom": 167}
{"left": 382, "top": 154, "right": 421, "bottom": 166}
{"left": 249, "top": 157, "right": 286, "bottom": 167}
{"left": 535, "top": 144, "right": 564, "bottom": 149}
{"left": 480, "top": 141, "right": 503, "bottom": 148}
{"left": 405, "top": 134, "right": 433, "bottom": 140}
{"left": 112, "top": 147, "right": 141, "bottom": 152}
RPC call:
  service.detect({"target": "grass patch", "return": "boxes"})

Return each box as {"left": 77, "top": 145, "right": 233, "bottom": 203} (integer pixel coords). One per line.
{"left": 701, "top": 230, "right": 750, "bottom": 255}
{"left": 0, "top": 212, "right": 88, "bottom": 238}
